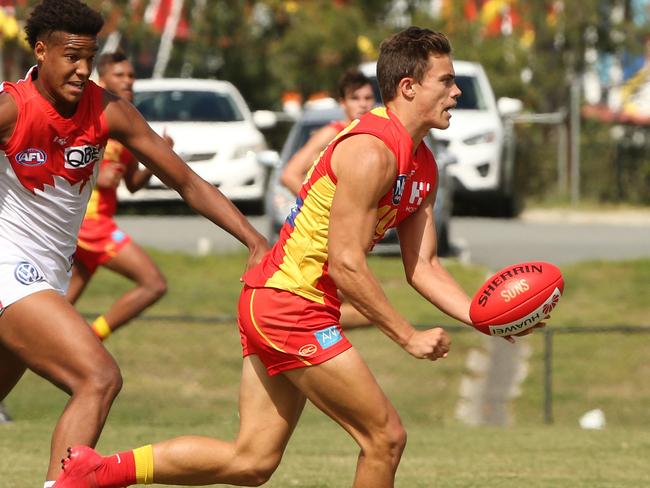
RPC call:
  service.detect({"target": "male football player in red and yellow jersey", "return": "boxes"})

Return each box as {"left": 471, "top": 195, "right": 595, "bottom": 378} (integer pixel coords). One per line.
{"left": 57, "top": 27, "right": 542, "bottom": 488}
{"left": 281, "top": 67, "right": 376, "bottom": 329}
{"left": 66, "top": 51, "right": 169, "bottom": 341}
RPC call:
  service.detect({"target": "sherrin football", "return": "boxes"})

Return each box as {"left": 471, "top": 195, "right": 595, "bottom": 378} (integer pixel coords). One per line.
{"left": 469, "top": 261, "right": 564, "bottom": 337}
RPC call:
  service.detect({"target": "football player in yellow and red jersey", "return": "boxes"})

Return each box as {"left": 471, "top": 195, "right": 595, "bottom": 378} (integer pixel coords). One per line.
{"left": 66, "top": 50, "right": 170, "bottom": 341}
{"left": 280, "top": 68, "right": 376, "bottom": 329}
{"left": 57, "top": 27, "right": 542, "bottom": 488}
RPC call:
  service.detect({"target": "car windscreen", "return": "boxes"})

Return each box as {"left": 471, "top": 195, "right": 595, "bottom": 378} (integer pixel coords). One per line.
{"left": 455, "top": 75, "right": 487, "bottom": 110}
{"left": 134, "top": 89, "right": 245, "bottom": 122}
{"left": 282, "top": 120, "right": 330, "bottom": 162}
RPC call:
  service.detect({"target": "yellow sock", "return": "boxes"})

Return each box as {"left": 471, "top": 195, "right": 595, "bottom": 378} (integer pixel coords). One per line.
{"left": 133, "top": 444, "right": 154, "bottom": 484}
{"left": 91, "top": 316, "right": 112, "bottom": 341}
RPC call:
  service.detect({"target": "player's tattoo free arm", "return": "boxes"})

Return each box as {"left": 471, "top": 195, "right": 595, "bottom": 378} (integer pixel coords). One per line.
{"left": 280, "top": 125, "right": 338, "bottom": 195}
{"left": 103, "top": 93, "right": 268, "bottom": 267}
{"left": 397, "top": 191, "right": 473, "bottom": 325}
{"left": 328, "top": 135, "right": 450, "bottom": 360}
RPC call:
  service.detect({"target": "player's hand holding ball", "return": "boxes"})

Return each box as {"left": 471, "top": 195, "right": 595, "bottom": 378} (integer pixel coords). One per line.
{"left": 469, "top": 261, "right": 564, "bottom": 341}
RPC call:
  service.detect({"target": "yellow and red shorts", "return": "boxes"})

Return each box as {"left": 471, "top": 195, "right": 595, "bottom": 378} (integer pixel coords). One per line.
{"left": 74, "top": 219, "right": 131, "bottom": 275}
{"left": 238, "top": 285, "right": 352, "bottom": 376}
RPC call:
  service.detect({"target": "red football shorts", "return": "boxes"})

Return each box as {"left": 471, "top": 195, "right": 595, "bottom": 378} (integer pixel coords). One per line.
{"left": 74, "top": 219, "right": 131, "bottom": 275}
{"left": 238, "top": 284, "right": 352, "bottom": 376}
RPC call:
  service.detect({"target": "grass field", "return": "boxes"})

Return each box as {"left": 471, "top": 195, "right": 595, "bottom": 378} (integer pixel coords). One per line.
{"left": 2, "top": 252, "right": 649, "bottom": 487}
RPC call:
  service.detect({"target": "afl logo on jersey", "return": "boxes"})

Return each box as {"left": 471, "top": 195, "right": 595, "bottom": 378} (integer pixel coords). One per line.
{"left": 392, "top": 174, "right": 407, "bottom": 205}
{"left": 14, "top": 261, "right": 44, "bottom": 286}
{"left": 64, "top": 144, "right": 101, "bottom": 169}
{"left": 16, "top": 148, "right": 47, "bottom": 167}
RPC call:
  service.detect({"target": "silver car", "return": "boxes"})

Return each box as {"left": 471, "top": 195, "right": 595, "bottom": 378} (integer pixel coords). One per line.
{"left": 261, "top": 106, "right": 456, "bottom": 255}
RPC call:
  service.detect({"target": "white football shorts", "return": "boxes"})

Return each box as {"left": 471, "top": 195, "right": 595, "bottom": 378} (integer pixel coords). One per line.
{"left": 0, "top": 257, "right": 58, "bottom": 315}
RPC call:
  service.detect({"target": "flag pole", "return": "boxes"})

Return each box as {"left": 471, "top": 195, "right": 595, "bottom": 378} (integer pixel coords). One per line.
{"left": 152, "top": 0, "right": 184, "bottom": 79}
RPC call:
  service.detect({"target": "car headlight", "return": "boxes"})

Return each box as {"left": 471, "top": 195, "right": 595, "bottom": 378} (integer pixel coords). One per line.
{"left": 232, "top": 143, "right": 266, "bottom": 160}
{"left": 462, "top": 131, "right": 496, "bottom": 145}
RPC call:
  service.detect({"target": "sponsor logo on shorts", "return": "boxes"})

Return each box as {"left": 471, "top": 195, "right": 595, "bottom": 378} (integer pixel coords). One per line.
{"left": 298, "top": 344, "right": 318, "bottom": 357}
{"left": 64, "top": 144, "right": 101, "bottom": 169}
{"left": 14, "top": 261, "right": 44, "bottom": 285}
{"left": 111, "top": 229, "right": 126, "bottom": 243}
{"left": 314, "top": 325, "right": 342, "bottom": 350}
{"left": 16, "top": 148, "right": 47, "bottom": 167}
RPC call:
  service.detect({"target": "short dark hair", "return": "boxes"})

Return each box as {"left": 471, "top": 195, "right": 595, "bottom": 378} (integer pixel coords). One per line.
{"left": 96, "top": 49, "right": 129, "bottom": 78}
{"left": 337, "top": 68, "right": 372, "bottom": 100}
{"left": 25, "top": 0, "right": 104, "bottom": 49}
{"left": 377, "top": 27, "right": 451, "bottom": 103}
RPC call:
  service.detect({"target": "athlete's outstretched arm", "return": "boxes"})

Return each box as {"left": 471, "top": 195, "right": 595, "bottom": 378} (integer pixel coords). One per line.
{"left": 104, "top": 93, "right": 268, "bottom": 268}
{"left": 328, "top": 135, "right": 450, "bottom": 361}
{"left": 397, "top": 193, "right": 472, "bottom": 325}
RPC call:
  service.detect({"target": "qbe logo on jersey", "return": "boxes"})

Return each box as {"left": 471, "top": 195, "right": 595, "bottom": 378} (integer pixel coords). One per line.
{"left": 64, "top": 144, "right": 101, "bottom": 169}
{"left": 14, "top": 261, "right": 44, "bottom": 286}
{"left": 314, "top": 325, "right": 343, "bottom": 350}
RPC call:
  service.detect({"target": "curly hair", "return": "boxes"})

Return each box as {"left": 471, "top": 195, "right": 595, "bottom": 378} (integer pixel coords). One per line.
{"left": 24, "top": 0, "right": 104, "bottom": 49}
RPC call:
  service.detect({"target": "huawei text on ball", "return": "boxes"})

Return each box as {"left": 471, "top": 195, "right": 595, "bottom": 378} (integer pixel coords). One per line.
{"left": 490, "top": 312, "right": 540, "bottom": 336}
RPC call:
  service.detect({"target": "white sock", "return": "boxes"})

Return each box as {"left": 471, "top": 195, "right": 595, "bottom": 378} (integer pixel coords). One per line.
{"left": 44, "top": 482, "right": 56, "bottom": 488}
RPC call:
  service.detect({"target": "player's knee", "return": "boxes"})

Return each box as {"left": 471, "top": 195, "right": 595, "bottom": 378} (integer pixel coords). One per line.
{"left": 364, "top": 413, "right": 407, "bottom": 464}
{"left": 81, "top": 359, "right": 123, "bottom": 400}
{"left": 144, "top": 274, "right": 167, "bottom": 301}
{"left": 383, "top": 418, "right": 407, "bottom": 461}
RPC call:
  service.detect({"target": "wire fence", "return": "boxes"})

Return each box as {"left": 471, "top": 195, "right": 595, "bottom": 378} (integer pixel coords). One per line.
{"left": 85, "top": 312, "right": 650, "bottom": 425}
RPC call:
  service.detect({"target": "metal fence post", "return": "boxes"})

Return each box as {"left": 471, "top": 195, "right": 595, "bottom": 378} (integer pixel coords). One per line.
{"left": 543, "top": 328, "right": 554, "bottom": 424}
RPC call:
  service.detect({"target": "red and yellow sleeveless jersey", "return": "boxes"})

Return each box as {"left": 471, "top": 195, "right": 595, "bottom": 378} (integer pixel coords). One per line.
{"left": 83, "top": 140, "right": 134, "bottom": 222}
{"left": 243, "top": 107, "right": 438, "bottom": 308}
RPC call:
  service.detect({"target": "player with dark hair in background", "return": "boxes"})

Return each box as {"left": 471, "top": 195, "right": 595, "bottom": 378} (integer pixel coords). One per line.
{"left": 280, "top": 68, "right": 376, "bottom": 194}
{"left": 0, "top": 1, "right": 267, "bottom": 486}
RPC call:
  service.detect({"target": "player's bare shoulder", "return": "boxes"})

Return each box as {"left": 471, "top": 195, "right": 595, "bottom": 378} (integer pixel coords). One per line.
{"left": 0, "top": 91, "right": 18, "bottom": 146}
{"left": 101, "top": 87, "right": 145, "bottom": 140}
{"left": 332, "top": 134, "right": 397, "bottom": 192}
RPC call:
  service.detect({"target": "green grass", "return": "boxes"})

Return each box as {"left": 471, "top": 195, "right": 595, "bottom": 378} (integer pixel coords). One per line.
{"left": 2, "top": 252, "right": 650, "bottom": 487}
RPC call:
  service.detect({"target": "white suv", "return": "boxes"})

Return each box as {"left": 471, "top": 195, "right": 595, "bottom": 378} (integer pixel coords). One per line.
{"left": 360, "top": 60, "right": 523, "bottom": 216}
{"left": 432, "top": 61, "right": 522, "bottom": 215}
{"left": 117, "top": 78, "right": 269, "bottom": 206}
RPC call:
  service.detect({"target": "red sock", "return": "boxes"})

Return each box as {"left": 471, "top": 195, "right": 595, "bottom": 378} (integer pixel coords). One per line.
{"left": 94, "top": 450, "right": 137, "bottom": 487}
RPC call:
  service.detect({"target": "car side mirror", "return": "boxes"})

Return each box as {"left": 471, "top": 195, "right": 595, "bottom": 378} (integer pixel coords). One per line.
{"left": 497, "top": 97, "right": 523, "bottom": 117}
{"left": 256, "top": 150, "right": 282, "bottom": 168}
{"left": 252, "top": 110, "right": 278, "bottom": 130}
